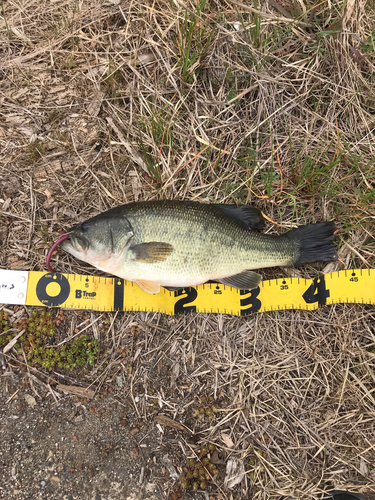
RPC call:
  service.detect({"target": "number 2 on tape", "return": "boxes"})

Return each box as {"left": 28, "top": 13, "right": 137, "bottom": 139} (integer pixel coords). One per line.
{"left": 174, "top": 288, "right": 198, "bottom": 314}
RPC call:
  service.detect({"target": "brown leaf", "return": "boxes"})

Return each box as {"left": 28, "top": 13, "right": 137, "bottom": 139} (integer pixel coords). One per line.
{"left": 56, "top": 384, "right": 95, "bottom": 399}
{"left": 221, "top": 432, "right": 235, "bottom": 448}
{"left": 24, "top": 393, "right": 37, "bottom": 408}
{"left": 350, "top": 46, "right": 366, "bottom": 68}
{"left": 6, "top": 256, "right": 27, "bottom": 270}
{"left": 87, "top": 91, "right": 104, "bottom": 117}
{"left": 154, "top": 415, "right": 192, "bottom": 433}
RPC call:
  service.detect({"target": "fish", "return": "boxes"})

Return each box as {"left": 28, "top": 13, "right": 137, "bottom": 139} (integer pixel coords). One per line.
{"left": 57, "top": 200, "right": 338, "bottom": 294}
{"left": 326, "top": 493, "right": 365, "bottom": 500}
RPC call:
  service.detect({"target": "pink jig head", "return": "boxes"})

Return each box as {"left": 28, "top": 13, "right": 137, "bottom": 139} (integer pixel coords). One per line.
{"left": 46, "top": 230, "right": 70, "bottom": 273}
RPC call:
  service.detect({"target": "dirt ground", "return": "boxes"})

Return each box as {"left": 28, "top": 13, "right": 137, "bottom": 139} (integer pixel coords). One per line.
{"left": 0, "top": 372, "right": 163, "bottom": 500}
{"left": 1, "top": 0, "right": 375, "bottom": 499}
{"left": 2, "top": 305, "right": 375, "bottom": 500}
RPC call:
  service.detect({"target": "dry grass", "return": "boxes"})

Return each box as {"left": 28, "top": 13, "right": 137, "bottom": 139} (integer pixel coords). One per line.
{"left": 1, "top": 0, "right": 375, "bottom": 498}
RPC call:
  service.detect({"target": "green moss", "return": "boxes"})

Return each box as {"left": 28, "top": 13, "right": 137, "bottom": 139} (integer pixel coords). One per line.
{"left": 192, "top": 394, "right": 219, "bottom": 420}
{"left": 0, "top": 311, "right": 10, "bottom": 334}
{"left": 180, "top": 444, "right": 219, "bottom": 491}
{"left": 0, "top": 309, "right": 99, "bottom": 370}
{"left": 27, "top": 139, "right": 46, "bottom": 162}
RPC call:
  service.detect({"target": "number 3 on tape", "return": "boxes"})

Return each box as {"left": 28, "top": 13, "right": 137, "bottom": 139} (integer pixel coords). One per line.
{"left": 239, "top": 287, "right": 262, "bottom": 316}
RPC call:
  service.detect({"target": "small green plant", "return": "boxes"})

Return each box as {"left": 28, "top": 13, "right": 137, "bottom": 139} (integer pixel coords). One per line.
{"left": 30, "top": 335, "right": 99, "bottom": 369}
{"left": 0, "top": 310, "right": 54, "bottom": 349}
{"left": 142, "top": 107, "right": 172, "bottom": 149}
{"left": 234, "top": 8, "right": 294, "bottom": 69}
{"left": 27, "top": 139, "right": 46, "bottom": 162}
{"left": 247, "top": 448, "right": 267, "bottom": 481}
{"left": 250, "top": 0, "right": 261, "bottom": 49}
{"left": 177, "top": 0, "right": 215, "bottom": 83}
{"left": 0, "top": 310, "right": 99, "bottom": 370}
{"left": 139, "top": 104, "right": 176, "bottom": 183}
{"left": 0, "top": 0, "right": 12, "bottom": 39}
{"left": 180, "top": 444, "right": 219, "bottom": 491}
{"left": 100, "top": 60, "right": 129, "bottom": 99}
{"left": 169, "top": 485, "right": 183, "bottom": 500}
{"left": 193, "top": 395, "right": 219, "bottom": 420}
{"left": 287, "top": 132, "right": 343, "bottom": 200}
{"left": 361, "top": 28, "right": 375, "bottom": 53}
{"left": 138, "top": 142, "right": 162, "bottom": 183}
{"left": 0, "top": 311, "right": 10, "bottom": 334}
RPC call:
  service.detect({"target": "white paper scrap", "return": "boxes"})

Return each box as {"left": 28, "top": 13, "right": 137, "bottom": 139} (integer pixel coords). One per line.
{"left": 0, "top": 270, "right": 29, "bottom": 305}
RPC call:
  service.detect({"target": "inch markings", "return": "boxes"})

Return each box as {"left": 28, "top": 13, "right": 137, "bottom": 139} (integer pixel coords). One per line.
{"left": 0, "top": 269, "right": 373, "bottom": 316}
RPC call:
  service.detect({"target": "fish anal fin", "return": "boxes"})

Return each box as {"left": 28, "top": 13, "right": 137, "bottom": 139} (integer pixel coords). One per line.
{"left": 135, "top": 280, "right": 160, "bottom": 294}
{"left": 218, "top": 270, "right": 262, "bottom": 290}
{"left": 130, "top": 242, "right": 173, "bottom": 263}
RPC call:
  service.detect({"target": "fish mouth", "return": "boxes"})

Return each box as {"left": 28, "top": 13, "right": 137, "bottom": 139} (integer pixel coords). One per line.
{"left": 59, "top": 237, "right": 74, "bottom": 252}
{"left": 60, "top": 234, "right": 88, "bottom": 256}
{"left": 46, "top": 232, "right": 71, "bottom": 272}
{"left": 46, "top": 230, "right": 89, "bottom": 272}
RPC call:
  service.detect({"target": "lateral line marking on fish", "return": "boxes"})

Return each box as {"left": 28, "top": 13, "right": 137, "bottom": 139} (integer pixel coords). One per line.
{"left": 0, "top": 269, "right": 373, "bottom": 317}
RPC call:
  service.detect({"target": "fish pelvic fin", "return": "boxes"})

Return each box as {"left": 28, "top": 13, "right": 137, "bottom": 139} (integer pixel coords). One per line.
{"left": 285, "top": 222, "right": 338, "bottom": 266}
{"left": 130, "top": 242, "right": 173, "bottom": 263}
{"left": 135, "top": 280, "right": 160, "bottom": 294}
{"left": 219, "top": 270, "right": 262, "bottom": 290}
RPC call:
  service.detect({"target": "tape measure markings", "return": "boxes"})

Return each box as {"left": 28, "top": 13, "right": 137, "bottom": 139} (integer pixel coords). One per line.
{"left": 0, "top": 269, "right": 374, "bottom": 315}
{"left": 114, "top": 279, "right": 125, "bottom": 311}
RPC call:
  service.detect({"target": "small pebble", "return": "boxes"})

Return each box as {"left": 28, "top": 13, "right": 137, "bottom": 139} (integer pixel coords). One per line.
{"left": 40, "top": 481, "right": 46, "bottom": 487}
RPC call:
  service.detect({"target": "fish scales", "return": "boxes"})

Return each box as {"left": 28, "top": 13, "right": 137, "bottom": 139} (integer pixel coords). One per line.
{"left": 121, "top": 202, "right": 294, "bottom": 282}
{"left": 59, "top": 200, "right": 338, "bottom": 294}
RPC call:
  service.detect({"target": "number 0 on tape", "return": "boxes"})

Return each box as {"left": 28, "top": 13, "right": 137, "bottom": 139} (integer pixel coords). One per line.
{"left": 0, "top": 269, "right": 374, "bottom": 316}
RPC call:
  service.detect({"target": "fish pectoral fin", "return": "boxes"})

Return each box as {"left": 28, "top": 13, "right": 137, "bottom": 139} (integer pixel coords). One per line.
{"left": 135, "top": 280, "right": 160, "bottom": 294}
{"left": 130, "top": 242, "right": 173, "bottom": 263}
{"left": 218, "top": 270, "right": 262, "bottom": 290}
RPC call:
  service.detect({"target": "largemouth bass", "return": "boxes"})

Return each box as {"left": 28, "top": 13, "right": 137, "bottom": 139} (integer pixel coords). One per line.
{"left": 57, "top": 200, "right": 338, "bottom": 294}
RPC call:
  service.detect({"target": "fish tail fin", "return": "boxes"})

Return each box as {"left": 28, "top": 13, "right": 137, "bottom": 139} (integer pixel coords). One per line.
{"left": 285, "top": 222, "right": 338, "bottom": 266}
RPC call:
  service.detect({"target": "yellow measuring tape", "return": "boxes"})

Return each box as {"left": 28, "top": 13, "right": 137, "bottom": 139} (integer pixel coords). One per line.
{"left": 12, "top": 268, "right": 372, "bottom": 315}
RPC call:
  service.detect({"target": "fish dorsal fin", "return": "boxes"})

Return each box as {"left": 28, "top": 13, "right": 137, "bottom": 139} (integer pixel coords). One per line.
{"left": 130, "top": 242, "right": 173, "bottom": 263}
{"left": 135, "top": 280, "right": 160, "bottom": 294}
{"left": 213, "top": 204, "right": 266, "bottom": 231}
{"left": 219, "top": 270, "right": 262, "bottom": 290}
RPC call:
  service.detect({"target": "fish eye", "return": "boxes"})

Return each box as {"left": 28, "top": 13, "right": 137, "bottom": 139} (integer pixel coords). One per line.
{"left": 81, "top": 223, "right": 91, "bottom": 232}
